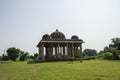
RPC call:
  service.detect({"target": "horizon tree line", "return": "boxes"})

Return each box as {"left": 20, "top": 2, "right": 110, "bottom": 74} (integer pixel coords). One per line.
{"left": 0, "top": 37, "right": 120, "bottom": 61}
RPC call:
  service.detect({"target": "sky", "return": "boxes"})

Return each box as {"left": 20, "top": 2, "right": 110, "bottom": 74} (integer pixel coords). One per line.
{"left": 0, "top": 0, "right": 120, "bottom": 55}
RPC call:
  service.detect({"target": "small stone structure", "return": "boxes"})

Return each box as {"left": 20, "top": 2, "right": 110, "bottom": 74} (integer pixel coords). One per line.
{"left": 37, "top": 29, "right": 84, "bottom": 61}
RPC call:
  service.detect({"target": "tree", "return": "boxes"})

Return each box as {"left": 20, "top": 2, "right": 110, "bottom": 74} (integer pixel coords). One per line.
{"left": 110, "top": 38, "right": 120, "bottom": 50}
{"left": 7, "top": 47, "right": 20, "bottom": 61}
{"left": 84, "top": 49, "right": 97, "bottom": 56}
{"left": 103, "top": 52, "right": 113, "bottom": 60}
{"left": 104, "top": 46, "right": 111, "bottom": 52}
{"left": 29, "top": 55, "right": 35, "bottom": 59}
{"left": 18, "top": 51, "right": 29, "bottom": 61}
{"left": 108, "top": 38, "right": 120, "bottom": 60}
{"left": 112, "top": 48, "right": 119, "bottom": 60}
{"left": 99, "top": 38, "right": 120, "bottom": 60}
{"left": 0, "top": 56, "right": 1, "bottom": 61}
{"left": 34, "top": 53, "right": 39, "bottom": 58}
{"left": 1, "top": 54, "right": 9, "bottom": 61}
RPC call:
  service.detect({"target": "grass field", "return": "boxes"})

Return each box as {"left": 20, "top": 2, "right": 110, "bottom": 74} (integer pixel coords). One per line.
{"left": 0, "top": 60, "right": 120, "bottom": 80}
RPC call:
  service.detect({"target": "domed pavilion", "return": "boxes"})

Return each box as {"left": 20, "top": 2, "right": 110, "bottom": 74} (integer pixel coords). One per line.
{"left": 37, "top": 29, "right": 84, "bottom": 61}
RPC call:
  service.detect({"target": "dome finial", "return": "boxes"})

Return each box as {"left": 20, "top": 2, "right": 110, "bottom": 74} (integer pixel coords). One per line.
{"left": 56, "top": 29, "right": 58, "bottom": 32}
{"left": 51, "top": 29, "right": 66, "bottom": 39}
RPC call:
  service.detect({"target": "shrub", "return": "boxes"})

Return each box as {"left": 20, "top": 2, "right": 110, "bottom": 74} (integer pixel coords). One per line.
{"left": 103, "top": 52, "right": 113, "bottom": 60}
{"left": 27, "top": 59, "right": 36, "bottom": 64}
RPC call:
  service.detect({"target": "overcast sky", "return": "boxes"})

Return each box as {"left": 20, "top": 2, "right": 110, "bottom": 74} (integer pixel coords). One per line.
{"left": 0, "top": 0, "right": 120, "bottom": 55}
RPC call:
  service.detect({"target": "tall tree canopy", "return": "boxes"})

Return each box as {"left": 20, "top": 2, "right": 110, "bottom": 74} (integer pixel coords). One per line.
{"left": 18, "top": 51, "right": 29, "bottom": 61}
{"left": 109, "top": 38, "right": 120, "bottom": 50}
{"left": 7, "top": 47, "right": 20, "bottom": 61}
{"left": 99, "top": 38, "right": 120, "bottom": 60}
{"left": 84, "top": 49, "right": 97, "bottom": 56}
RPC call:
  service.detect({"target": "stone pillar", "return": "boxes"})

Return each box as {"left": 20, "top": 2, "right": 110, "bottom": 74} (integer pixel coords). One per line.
{"left": 67, "top": 44, "right": 72, "bottom": 57}
{"left": 74, "top": 46, "right": 79, "bottom": 58}
{"left": 48, "top": 46, "right": 53, "bottom": 60}
{"left": 72, "top": 43, "right": 74, "bottom": 58}
{"left": 55, "top": 47, "right": 58, "bottom": 58}
{"left": 66, "top": 44, "right": 68, "bottom": 56}
{"left": 57, "top": 43, "right": 60, "bottom": 59}
{"left": 80, "top": 44, "right": 83, "bottom": 62}
{"left": 63, "top": 46, "right": 65, "bottom": 58}
{"left": 58, "top": 44, "right": 60, "bottom": 54}
{"left": 45, "top": 47, "right": 49, "bottom": 60}
{"left": 39, "top": 43, "right": 44, "bottom": 60}
{"left": 60, "top": 46, "right": 62, "bottom": 54}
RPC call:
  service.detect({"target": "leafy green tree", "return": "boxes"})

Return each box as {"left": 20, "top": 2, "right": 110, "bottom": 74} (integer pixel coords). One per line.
{"left": 112, "top": 48, "right": 119, "bottom": 60}
{"left": 110, "top": 38, "right": 120, "bottom": 50}
{"left": 99, "top": 38, "right": 120, "bottom": 60}
{"left": 84, "top": 49, "right": 97, "bottom": 56}
{"left": 34, "top": 53, "right": 39, "bottom": 58}
{"left": 7, "top": 47, "right": 20, "bottom": 61}
{"left": 0, "top": 56, "right": 1, "bottom": 60}
{"left": 29, "top": 53, "right": 39, "bottom": 60}
{"left": 104, "top": 46, "right": 111, "bottom": 52}
{"left": 1, "top": 54, "right": 9, "bottom": 61}
{"left": 107, "top": 38, "right": 120, "bottom": 60}
{"left": 18, "top": 51, "right": 29, "bottom": 61}
{"left": 103, "top": 52, "right": 113, "bottom": 60}
{"left": 29, "top": 55, "right": 35, "bottom": 59}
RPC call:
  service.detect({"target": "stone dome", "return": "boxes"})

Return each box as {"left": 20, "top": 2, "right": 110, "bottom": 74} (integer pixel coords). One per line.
{"left": 50, "top": 29, "right": 66, "bottom": 39}
{"left": 71, "top": 35, "right": 79, "bottom": 40}
{"left": 42, "top": 34, "right": 50, "bottom": 40}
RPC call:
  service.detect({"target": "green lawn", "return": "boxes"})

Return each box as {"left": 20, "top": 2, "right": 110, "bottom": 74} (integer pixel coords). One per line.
{"left": 0, "top": 60, "right": 120, "bottom": 80}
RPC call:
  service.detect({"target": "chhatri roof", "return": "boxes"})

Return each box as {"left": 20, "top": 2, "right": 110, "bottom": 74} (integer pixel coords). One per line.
{"left": 42, "top": 34, "right": 50, "bottom": 40}
{"left": 71, "top": 35, "right": 79, "bottom": 40}
{"left": 50, "top": 29, "right": 65, "bottom": 40}
{"left": 37, "top": 29, "right": 84, "bottom": 47}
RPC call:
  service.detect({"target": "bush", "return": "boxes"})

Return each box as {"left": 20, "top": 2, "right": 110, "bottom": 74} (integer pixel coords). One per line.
{"left": 83, "top": 55, "right": 90, "bottom": 60}
{"left": 103, "top": 52, "right": 113, "bottom": 60}
{"left": 27, "top": 59, "right": 37, "bottom": 64}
